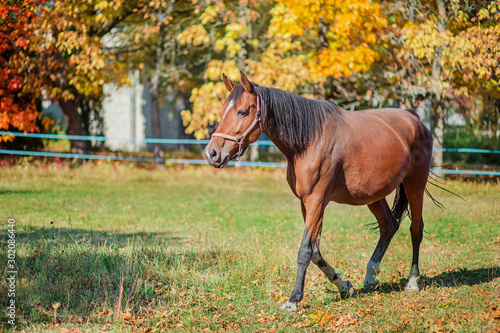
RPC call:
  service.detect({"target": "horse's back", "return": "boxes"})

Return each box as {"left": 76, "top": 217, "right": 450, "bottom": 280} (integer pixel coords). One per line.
{"left": 343, "top": 108, "right": 430, "bottom": 145}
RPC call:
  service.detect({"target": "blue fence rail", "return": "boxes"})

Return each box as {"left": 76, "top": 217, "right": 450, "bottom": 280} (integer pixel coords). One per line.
{"left": 1, "top": 131, "right": 499, "bottom": 176}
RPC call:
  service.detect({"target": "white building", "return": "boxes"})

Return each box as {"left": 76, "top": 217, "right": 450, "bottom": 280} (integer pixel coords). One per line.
{"left": 43, "top": 72, "right": 190, "bottom": 152}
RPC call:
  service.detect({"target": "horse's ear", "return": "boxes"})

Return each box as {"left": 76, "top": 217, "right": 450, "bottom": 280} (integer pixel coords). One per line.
{"left": 240, "top": 71, "right": 254, "bottom": 94}
{"left": 222, "top": 73, "right": 237, "bottom": 92}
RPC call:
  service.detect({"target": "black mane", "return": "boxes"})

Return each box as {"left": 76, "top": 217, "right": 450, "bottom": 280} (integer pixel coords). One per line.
{"left": 228, "top": 84, "right": 344, "bottom": 156}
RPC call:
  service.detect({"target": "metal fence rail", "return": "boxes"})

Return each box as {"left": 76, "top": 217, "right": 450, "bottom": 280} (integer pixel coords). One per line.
{"left": 0, "top": 131, "right": 276, "bottom": 145}
{"left": 1, "top": 131, "right": 499, "bottom": 176}
{"left": 0, "top": 149, "right": 289, "bottom": 168}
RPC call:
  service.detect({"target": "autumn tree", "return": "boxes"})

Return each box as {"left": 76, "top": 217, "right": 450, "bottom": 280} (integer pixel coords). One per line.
{"left": 393, "top": 0, "right": 500, "bottom": 166}
{"left": 0, "top": 0, "right": 51, "bottom": 138}
{"left": 30, "top": 0, "right": 151, "bottom": 153}
{"left": 449, "top": 2, "right": 500, "bottom": 136}
{"left": 180, "top": 0, "right": 388, "bottom": 139}
{"left": 177, "top": 0, "right": 275, "bottom": 140}
{"left": 109, "top": 0, "right": 220, "bottom": 161}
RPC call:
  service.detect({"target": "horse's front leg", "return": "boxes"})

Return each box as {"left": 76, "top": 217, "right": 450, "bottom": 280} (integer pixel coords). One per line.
{"left": 281, "top": 199, "right": 355, "bottom": 311}
{"left": 302, "top": 203, "right": 356, "bottom": 300}
{"left": 311, "top": 247, "right": 356, "bottom": 300}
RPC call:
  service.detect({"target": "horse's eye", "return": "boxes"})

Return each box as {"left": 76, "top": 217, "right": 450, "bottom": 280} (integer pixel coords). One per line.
{"left": 237, "top": 109, "right": 248, "bottom": 116}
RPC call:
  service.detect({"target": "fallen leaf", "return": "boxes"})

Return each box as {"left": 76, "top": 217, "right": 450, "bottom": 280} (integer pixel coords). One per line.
{"left": 36, "top": 301, "right": 44, "bottom": 312}
{"left": 121, "top": 308, "right": 133, "bottom": 320}
{"left": 440, "top": 301, "right": 450, "bottom": 307}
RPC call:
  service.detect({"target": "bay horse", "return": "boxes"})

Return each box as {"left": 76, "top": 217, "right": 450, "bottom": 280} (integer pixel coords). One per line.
{"left": 204, "top": 72, "right": 432, "bottom": 311}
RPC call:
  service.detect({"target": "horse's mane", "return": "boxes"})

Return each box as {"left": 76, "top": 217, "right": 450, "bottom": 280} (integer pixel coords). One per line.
{"left": 228, "top": 84, "right": 345, "bottom": 156}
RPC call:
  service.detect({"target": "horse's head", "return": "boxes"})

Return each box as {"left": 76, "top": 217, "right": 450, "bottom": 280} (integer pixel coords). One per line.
{"left": 204, "top": 71, "right": 262, "bottom": 168}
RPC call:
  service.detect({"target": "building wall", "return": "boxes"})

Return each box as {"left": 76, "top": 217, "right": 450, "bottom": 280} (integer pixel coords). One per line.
{"left": 43, "top": 71, "right": 190, "bottom": 152}
{"left": 103, "top": 71, "right": 191, "bottom": 152}
{"left": 102, "top": 71, "right": 147, "bottom": 151}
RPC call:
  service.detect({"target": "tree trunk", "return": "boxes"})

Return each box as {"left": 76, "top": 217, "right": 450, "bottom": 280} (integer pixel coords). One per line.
{"left": 429, "top": 0, "right": 447, "bottom": 170}
{"left": 150, "top": 26, "right": 167, "bottom": 165}
{"left": 494, "top": 98, "right": 500, "bottom": 138}
{"left": 59, "top": 97, "right": 90, "bottom": 154}
{"left": 431, "top": 105, "right": 444, "bottom": 169}
{"left": 150, "top": 88, "right": 164, "bottom": 163}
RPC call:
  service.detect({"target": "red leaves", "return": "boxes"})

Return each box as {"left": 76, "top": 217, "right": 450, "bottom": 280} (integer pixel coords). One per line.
{"left": 0, "top": 0, "right": 112, "bottom": 134}
{"left": 7, "top": 79, "right": 21, "bottom": 93}
{"left": 0, "top": 0, "right": 43, "bottom": 132}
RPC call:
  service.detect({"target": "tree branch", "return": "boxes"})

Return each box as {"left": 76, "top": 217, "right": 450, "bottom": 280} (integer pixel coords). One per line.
{"left": 92, "top": 1, "right": 149, "bottom": 38}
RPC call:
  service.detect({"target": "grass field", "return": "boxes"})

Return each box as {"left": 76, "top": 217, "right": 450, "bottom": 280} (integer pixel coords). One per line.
{"left": 1, "top": 163, "right": 499, "bottom": 332}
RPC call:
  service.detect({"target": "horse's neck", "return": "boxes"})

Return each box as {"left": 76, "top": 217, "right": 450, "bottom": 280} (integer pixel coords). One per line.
{"left": 262, "top": 110, "right": 343, "bottom": 162}
{"left": 262, "top": 127, "right": 295, "bottom": 161}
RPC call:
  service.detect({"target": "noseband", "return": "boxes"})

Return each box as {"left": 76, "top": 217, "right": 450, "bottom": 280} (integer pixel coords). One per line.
{"left": 211, "top": 92, "right": 262, "bottom": 161}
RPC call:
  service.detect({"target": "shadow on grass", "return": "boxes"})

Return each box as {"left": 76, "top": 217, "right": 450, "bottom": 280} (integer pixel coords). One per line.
{"left": 0, "top": 188, "right": 39, "bottom": 195}
{"left": 3, "top": 228, "right": 227, "bottom": 327}
{"left": 374, "top": 267, "right": 499, "bottom": 294}
{"left": 15, "top": 226, "right": 182, "bottom": 244}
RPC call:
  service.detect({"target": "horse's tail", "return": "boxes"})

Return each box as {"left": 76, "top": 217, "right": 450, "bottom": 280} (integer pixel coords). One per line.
{"left": 405, "top": 108, "right": 420, "bottom": 119}
{"left": 391, "top": 183, "right": 410, "bottom": 224}
{"left": 426, "top": 171, "right": 464, "bottom": 210}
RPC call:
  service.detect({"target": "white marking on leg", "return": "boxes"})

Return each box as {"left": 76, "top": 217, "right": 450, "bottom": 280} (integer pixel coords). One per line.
{"left": 364, "top": 260, "right": 380, "bottom": 286}
{"left": 281, "top": 300, "right": 298, "bottom": 311}
{"left": 405, "top": 276, "right": 420, "bottom": 292}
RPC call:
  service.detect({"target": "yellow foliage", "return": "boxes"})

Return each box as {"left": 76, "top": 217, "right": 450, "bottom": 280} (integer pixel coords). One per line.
{"left": 181, "top": 0, "right": 388, "bottom": 138}
{"left": 204, "top": 60, "right": 240, "bottom": 81}
{"left": 177, "top": 25, "right": 210, "bottom": 47}
{"left": 270, "top": 0, "right": 387, "bottom": 79}
{"left": 200, "top": 3, "right": 225, "bottom": 25}
{"left": 181, "top": 81, "right": 229, "bottom": 140}
{"left": 402, "top": 2, "right": 500, "bottom": 99}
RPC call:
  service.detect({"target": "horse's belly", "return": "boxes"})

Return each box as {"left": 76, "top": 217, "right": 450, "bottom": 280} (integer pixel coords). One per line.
{"left": 330, "top": 176, "right": 401, "bottom": 205}
{"left": 330, "top": 149, "right": 411, "bottom": 205}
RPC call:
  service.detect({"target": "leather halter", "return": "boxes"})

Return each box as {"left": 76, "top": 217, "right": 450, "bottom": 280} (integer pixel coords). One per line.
{"left": 211, "top": 92, "right": 262, "bottom": 161}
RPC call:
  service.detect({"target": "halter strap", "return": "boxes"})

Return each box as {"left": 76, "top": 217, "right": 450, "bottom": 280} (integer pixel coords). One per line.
{"left": 211, "top": 91, "right": 262, "bottom": 161}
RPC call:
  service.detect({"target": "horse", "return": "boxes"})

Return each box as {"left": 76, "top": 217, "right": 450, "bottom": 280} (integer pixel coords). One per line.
{"left": 204, "top": 72, "right": 432, "bottom": 311}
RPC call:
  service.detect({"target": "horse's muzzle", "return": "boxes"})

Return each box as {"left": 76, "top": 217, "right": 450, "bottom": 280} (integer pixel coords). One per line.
{"left": 204, "top": 144, "right": 230, "bottom": 168}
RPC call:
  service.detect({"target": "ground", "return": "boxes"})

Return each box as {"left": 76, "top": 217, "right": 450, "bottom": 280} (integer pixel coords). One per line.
{"left": 0, "top": 162, "right": 499, "bottom": 332}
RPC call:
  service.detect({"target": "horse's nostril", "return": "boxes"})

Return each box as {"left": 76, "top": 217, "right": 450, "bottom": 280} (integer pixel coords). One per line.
{"left": 210, "top": 149, "right": 217, "bottom": 158}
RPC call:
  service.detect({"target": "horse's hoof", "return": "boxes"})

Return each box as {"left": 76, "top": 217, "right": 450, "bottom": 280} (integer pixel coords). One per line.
{"left": 404, "top": 285, "right": 420, "bottom": 294}
{"left": 404, "top": 276, "right": 420, "bottom": 294}
{"left": 339, "top": 280, "right": 357, "bottom": 299}
{"left": 363, "top": 280, "right": 380, "bottom": 293}
{"left": 281, "top": 300, "right": 298, "bottom": 311}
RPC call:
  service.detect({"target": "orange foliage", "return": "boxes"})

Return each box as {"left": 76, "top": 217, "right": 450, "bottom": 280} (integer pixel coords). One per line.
{"left": 271, "top": 0, "right": 387, "bottom": 80}
{"left": 0, "top": 0, "right": 44, "bottom": 134}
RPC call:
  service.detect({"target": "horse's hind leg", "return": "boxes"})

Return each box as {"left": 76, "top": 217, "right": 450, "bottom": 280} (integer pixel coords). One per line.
{"left": 364, "top": 199, "right": 400, "bottom": 292}
{"left": 404, "top": 189, "right": 425, "bottom": 292}
{"left": 403, "top": 176, "right": 427, "bottom": 292}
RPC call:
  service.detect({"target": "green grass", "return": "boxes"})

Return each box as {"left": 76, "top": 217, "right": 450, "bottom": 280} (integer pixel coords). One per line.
{"left": 1, "top": 163, "right": 499, "bottom": 332}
